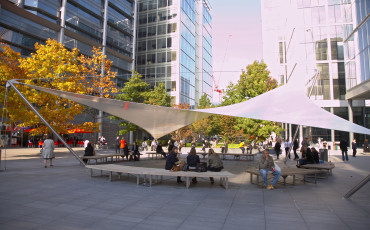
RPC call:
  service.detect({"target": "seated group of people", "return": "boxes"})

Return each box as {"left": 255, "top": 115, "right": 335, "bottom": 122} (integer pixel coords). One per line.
{"left": 164, "top": 146, "right": 224, "bottom": 184}
{"left": 297, "top": 147, "right": 320, "bottom": 167}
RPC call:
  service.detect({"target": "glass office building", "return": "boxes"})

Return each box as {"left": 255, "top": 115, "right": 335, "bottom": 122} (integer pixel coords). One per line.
{"left": 0, "top": 0, "right": 134, "bottom": 87}
{"left": 261, "top": 0, "right": 369, "bottom": 146}
{"left": 135, "top": 0, "right": 213, "bottom": 107}
{"left": 0, "top": 0, "right": 135, "bottom": 145}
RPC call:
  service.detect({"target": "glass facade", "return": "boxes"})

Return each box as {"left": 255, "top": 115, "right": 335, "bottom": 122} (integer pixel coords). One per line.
{"left": 261, "top": 0, "right": 368, "bottom": 145}
{"left": 135, "top": 0, "right": 212, "bottom": 107}
{"left": 0, "top": 0, "right": 134, "bottom": 86}
{"left": 344, "top": 0, "right": 370, "bottom": 89}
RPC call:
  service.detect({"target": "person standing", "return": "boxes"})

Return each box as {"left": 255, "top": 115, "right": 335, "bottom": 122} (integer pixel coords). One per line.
{"left": 274, "top": 138, "right": 281, "bottom": 159}
{"left": 142, "top": 140, "right": 148, "bottom": 151}
{"left": 258, "top": 149, "right": 281, "bottom": 190}
{"left": 284, "top": 139, "right": 291, "bottom": 159}
{"left": 352, "top": 139, "right": 357, "bottom": 157}
{"left": 340, "top": 137, "right": 349, "bottom": 161}
{"left": 293, "top": 138, "right": 299, "bottom": 160}
{"left": 120, "top": 137, "right": 126, "bottom": 154}
{"left": 42, "top": 135, "right": 55, "bottom": 168}
{"left": 115, "top": 136, "right": 120, "bottom": 154}
{"left": 301, "top": 137, "right": 309, "bottom": 158}
{"left": 151, "top": 139, "right": 157, "bottom": 151}
{"left": 132, "top": 141, "right": 140, "bottom": 161}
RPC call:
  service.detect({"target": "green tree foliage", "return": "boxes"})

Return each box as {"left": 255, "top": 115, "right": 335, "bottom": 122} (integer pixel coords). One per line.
{"left": 114, "top": 71, "right": 172, "bottom": 135}
{"left": 220, "top": 60, "right": 283, "bottom": 143}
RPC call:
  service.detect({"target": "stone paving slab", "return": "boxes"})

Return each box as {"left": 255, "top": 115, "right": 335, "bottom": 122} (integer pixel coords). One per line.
{"left": 0, "top": 147, "right": 369, "bottom": 230}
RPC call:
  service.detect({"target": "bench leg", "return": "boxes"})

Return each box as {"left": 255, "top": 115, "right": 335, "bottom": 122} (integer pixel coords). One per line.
{"left": 90, "top": 169, "right": 93, "bottom": 177}
{"left": 186, "top": 177, "right": 190, "bottom": 189}
{"left": 109, "top": 171, "right": 112, "bottom": 181}
{"left": 225, "top": 178, "right": 229, "bottom": 189}
{"left": 283, "top": 176, "right": 287, "bottom": 186}
{"left": 149, "top": 175, "right": 152, "bottom": 187}
{"left": 293, "top": 175, "right": 296, "bottom": 185}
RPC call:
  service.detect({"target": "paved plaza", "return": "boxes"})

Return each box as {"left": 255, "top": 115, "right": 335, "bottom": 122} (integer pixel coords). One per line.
{"left": 0, "top": 147, "right": 369, "bottom": 230}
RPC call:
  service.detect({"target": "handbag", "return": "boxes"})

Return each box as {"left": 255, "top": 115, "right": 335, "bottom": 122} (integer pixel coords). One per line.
{"left": 170, "top": 165, "right": 181, "bottom": 172}
{"left": 196, "top": 162, "right": 207, "bottom": 172}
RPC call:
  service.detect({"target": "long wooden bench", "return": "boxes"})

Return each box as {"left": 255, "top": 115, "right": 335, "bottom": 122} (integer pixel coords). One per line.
{"left": 86, "top": 164, "right": 234, "bottom": 189}
{"left": 245, "top": 167, "right": 322, "bottom": 186}
{"left": 80, "top": 154, "right": 125, "bottom": 164}
{"left": 299, "top": 162, "right": 335, "bottom": 176}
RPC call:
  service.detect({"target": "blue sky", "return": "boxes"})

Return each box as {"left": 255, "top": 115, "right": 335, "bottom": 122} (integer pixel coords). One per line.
{"left": 209, "top": 0, "right": 263, "bottom": 99}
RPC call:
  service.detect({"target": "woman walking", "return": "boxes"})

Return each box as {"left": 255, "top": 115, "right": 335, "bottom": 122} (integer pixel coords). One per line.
{"left": 42, "top": 135, "right": 55, "bottom": 168}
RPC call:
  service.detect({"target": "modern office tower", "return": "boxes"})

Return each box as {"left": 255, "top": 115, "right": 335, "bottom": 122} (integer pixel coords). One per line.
{"left": 261, "top": 0, "right": 368, "bottom": 146}
{"left": 0, "top": 0, "right": 134, "bottom": 88}
{"left": 0, "top": 0, "right": 135, "bottom": 145}
{"left": 135, "top": 0, "right": 213, "bottom": 107}
{"left": 343, "top": 0, "right": 370, "bottom": 144}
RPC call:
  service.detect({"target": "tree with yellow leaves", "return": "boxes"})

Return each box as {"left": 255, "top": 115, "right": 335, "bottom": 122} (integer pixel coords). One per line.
{"left": 0, "top": 39, "right": 117, "bottom": 135}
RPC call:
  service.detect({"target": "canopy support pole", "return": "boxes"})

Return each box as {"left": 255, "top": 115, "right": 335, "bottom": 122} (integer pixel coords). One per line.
{"left": 285, "top": 70, "right": 320, "bottom": 164}
{"left": 344, "top": 174, "right": 370, "bottom": 199}
{"left": 6, "top": 80, "right": 85, "bottom": 166}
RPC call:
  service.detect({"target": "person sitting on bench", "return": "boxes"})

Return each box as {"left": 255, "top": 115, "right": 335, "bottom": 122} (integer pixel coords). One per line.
{"left": 297, "top": 147, "right": 315, "bottom": 167}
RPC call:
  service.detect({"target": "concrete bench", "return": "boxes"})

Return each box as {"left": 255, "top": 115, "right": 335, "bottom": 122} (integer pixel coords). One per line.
{"left": 145, "top": 151, "right": 166, "bottom": 159}
{"left": 299, "top": 162, "right": 335, "bottom": 176}
{"left": 80, "top": 154, "right": 125, "bottom": 164}
{"left": 220, "top": 153, "right": 257, "bottom": 161}
{"left": 86, "top": 164, "right": 234, "bottom": 189}
{"left": 245, "top": 167, "right": 322, "bottom": 186}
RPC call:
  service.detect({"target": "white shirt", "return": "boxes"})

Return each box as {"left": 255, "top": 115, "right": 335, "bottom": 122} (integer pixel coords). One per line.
{"left": 174, "top": 141, "right": 178, "bottom": 147}
{"left": 284, "top": 141, "right": 291, "bottom": 148}
{"left": 84, "top": 140, "right": 89, "bottom": 148}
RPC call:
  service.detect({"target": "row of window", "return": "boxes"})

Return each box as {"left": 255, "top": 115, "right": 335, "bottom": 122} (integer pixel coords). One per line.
{"left": 138, "top": 0, "right": 173, "bottom": 12}
{"left": 137, "top": 37, "right": 172, "bottom": 52}
{"left": 137, "top": 23, "right": 177, "bottom": 38}
{"left": 136, "top": 51, "right": 176, "bottom": 65}
{"left": 138, "top": 10, "right": 177, "bottom": 25}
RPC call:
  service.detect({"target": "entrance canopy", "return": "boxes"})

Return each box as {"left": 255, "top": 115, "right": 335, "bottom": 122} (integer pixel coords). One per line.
{"left": 13, "top": 80, "right": 370, "bottom": 138}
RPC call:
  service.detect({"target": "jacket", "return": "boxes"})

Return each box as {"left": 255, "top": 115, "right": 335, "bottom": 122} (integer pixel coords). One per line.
{"left": 42, "top": 139, "right": 55, "bottom": 159}
{"left": 258, "top": 154, "right": 275, "bottom": 170}
{"left": 165, "top": 152, "right": 179, "bottom": 170}
{"left": 187, "top": 154, "right": 200, "bottom": 167}
{"left": 208, "top": 154, "right": 223, "bottom": 169}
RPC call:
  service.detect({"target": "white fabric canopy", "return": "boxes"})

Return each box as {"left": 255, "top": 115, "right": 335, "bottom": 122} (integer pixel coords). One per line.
{"left": 15, "top": 81, "right": 211, "bottom": 138}
{"left": 196, "top": 83, "right": 370, "bottom": 135}
{"left": 15, "top": 80, "right": 370, "bottom": 138}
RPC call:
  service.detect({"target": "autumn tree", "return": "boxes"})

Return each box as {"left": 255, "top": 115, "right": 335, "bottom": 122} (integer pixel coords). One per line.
{"left": 170, "top": 103, "right": 194, "bottom": 142}
{"left": 0, "top": 39, "right": 117, "bottom": 135}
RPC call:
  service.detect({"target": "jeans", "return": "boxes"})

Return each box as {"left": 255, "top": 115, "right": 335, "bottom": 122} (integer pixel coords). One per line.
{"left": 342, "top": 150, "right": 349, "bottom": 161}
{"left": 259, "top": 169, "right": 281, "bottom": 186}
{"left": 240, "top": 147, "right": 245, "bottom": 154}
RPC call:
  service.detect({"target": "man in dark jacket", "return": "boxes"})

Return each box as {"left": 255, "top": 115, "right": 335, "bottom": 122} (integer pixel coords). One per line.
{"left": 165, "top": 147, "right": 182, "bottom": 183}
{"left": 156, "top": 142, "right": 166, "bottom": 159}
{"left": 352, "top": 139, "right": 357, "bottom": 157}
{"left": 293, "top": 138, "right": 299, "bottom": 159}
{"left": 274, "top": 139, "right": 281, "bottom": 159}
{"left": 115, "top": 136, "right": 120, "bottom": 154}
{"left": 340, "top": 138, "right": 349, "bottom": 161}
